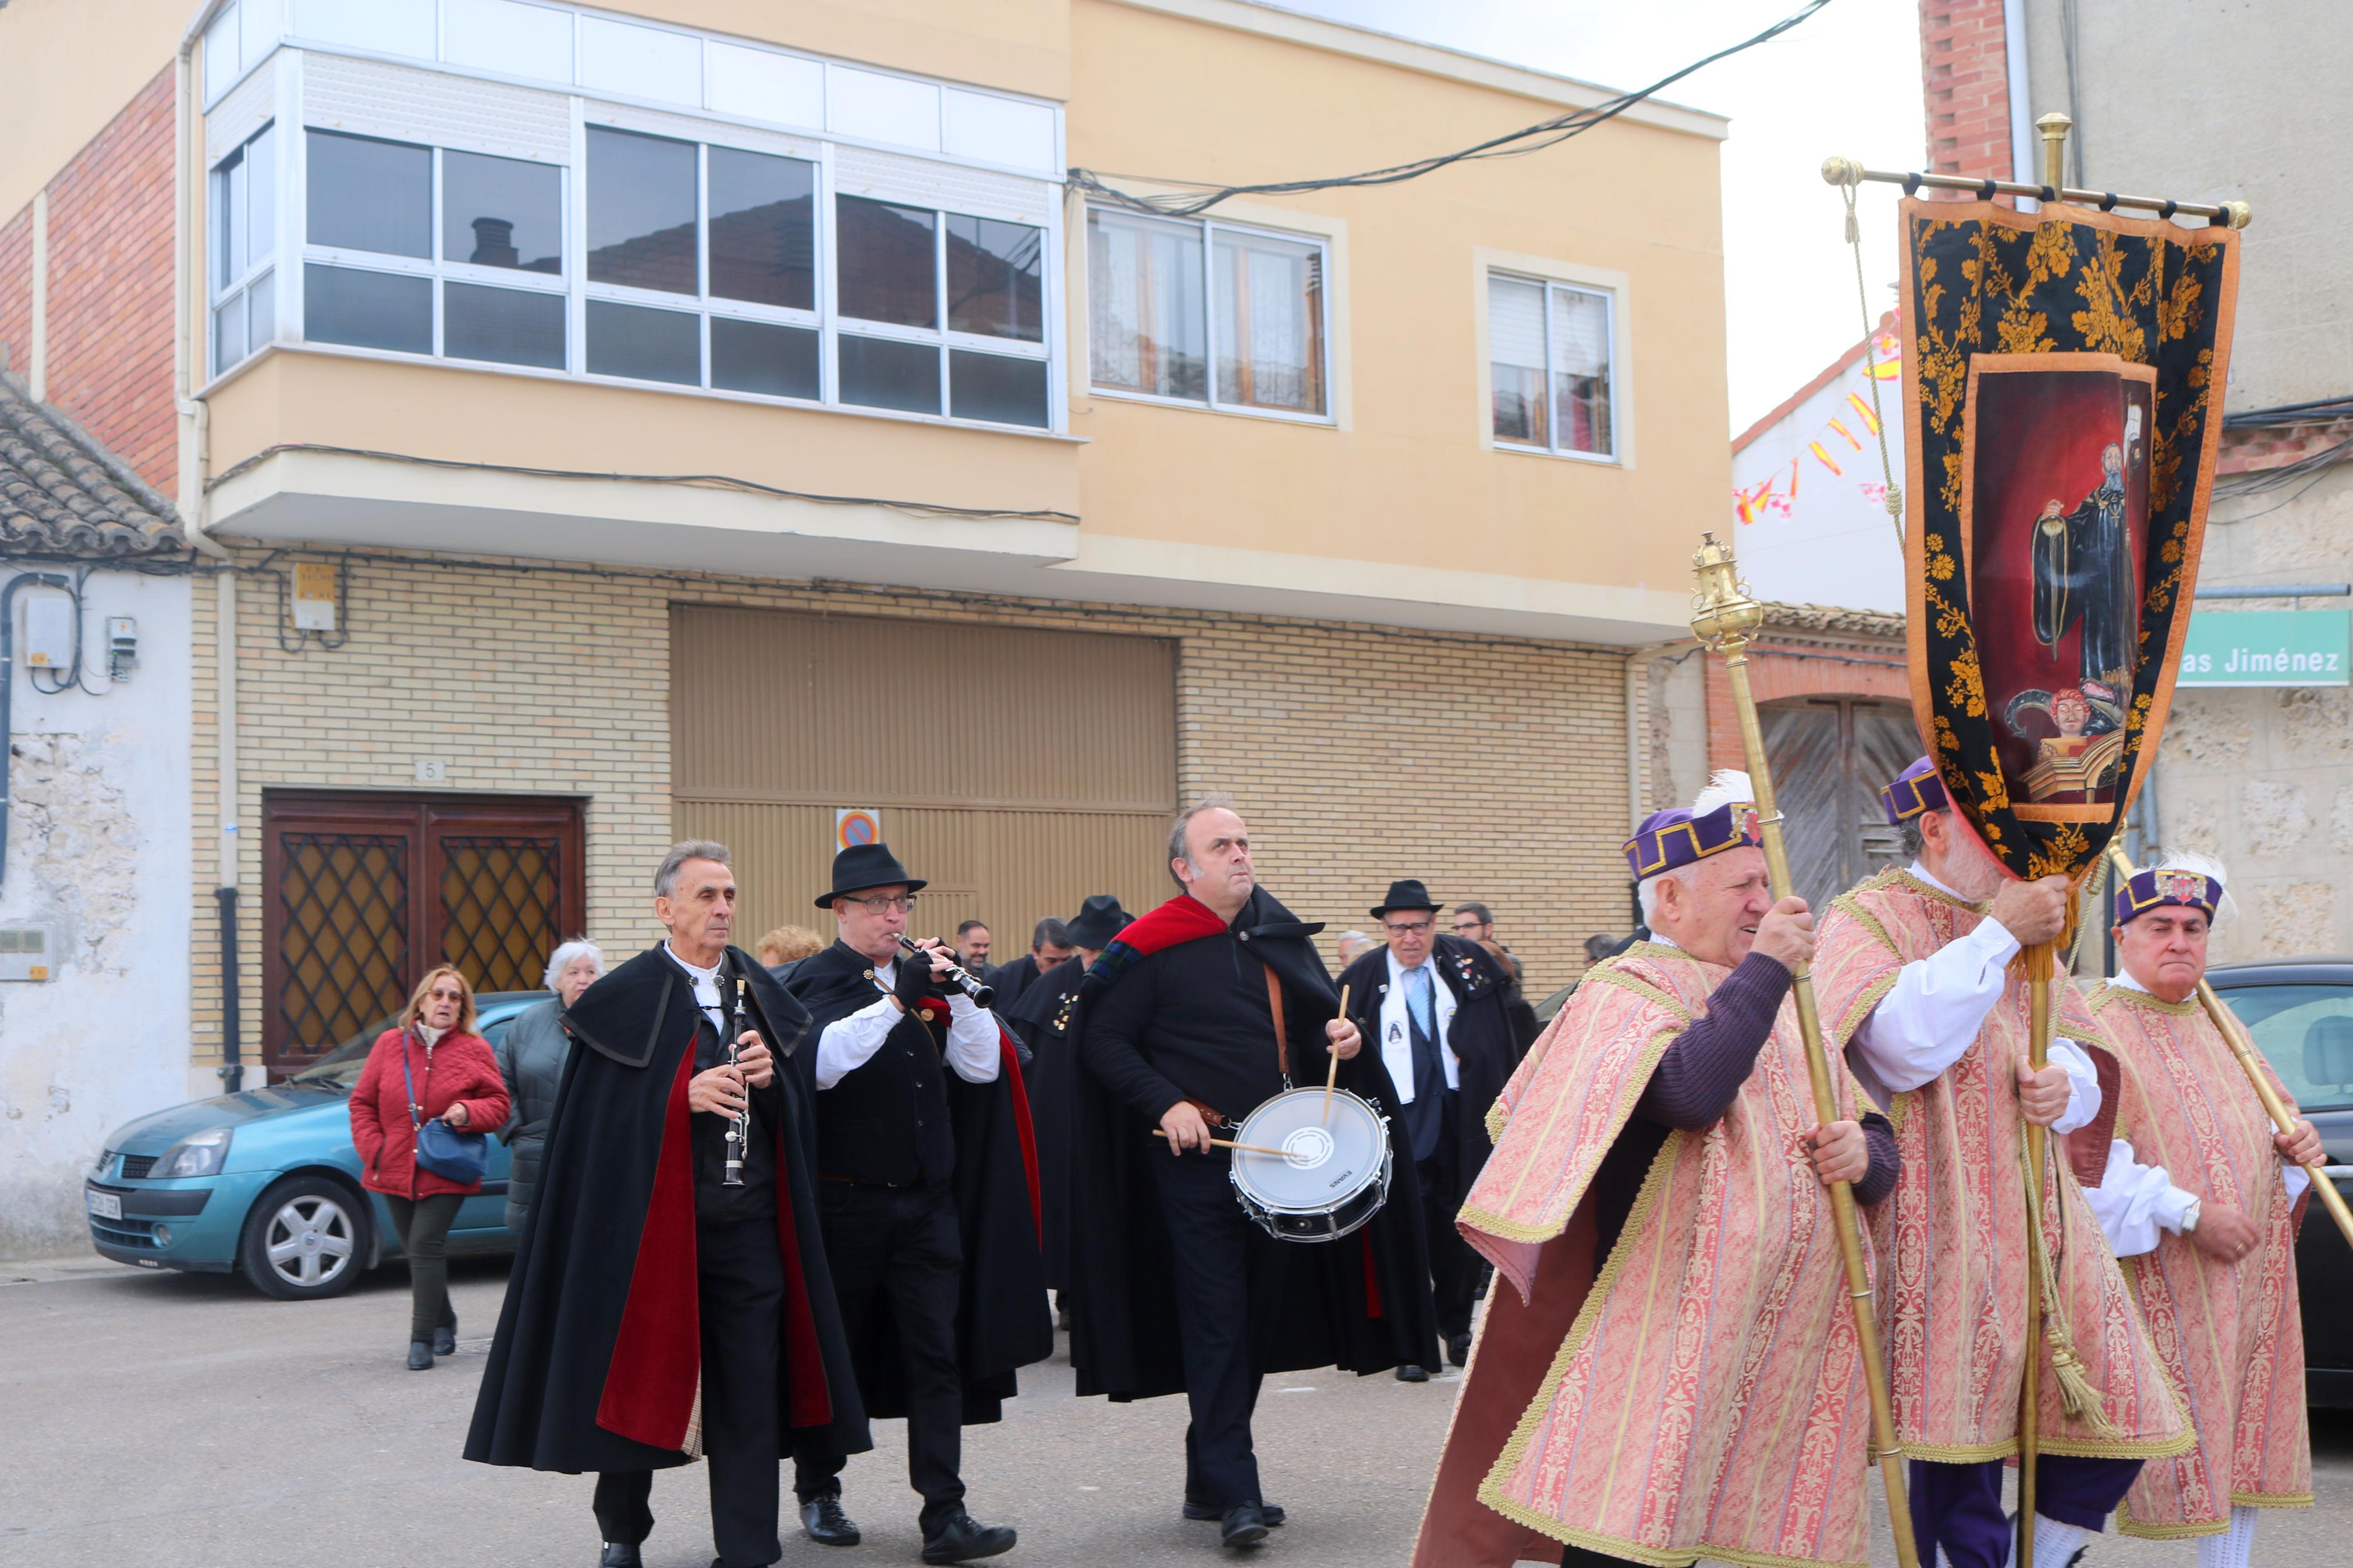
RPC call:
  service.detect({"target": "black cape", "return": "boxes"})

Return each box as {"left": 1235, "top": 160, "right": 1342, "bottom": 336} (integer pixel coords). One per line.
{"left": 1336, "top": 933, "right": 1525, "bottom": 1204}
{"left": 785, "top": 943, "right": 1052, "bottom": 1424}
{"left": 1068, "top": 887, "right": 1440, "bottom": 1403}
{"left": 987, "top": 954, "right": 1044, "bottom": 1008}
{"left": 1002, "top": 952, "right": 1087, "bottom": 1292}
{"left": 464, "top": 944, "right": 869, "bottom": 1473}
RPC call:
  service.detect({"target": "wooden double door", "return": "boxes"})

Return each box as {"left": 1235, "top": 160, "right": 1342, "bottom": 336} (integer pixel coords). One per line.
{"left": 261, "top": 791, "right": 585, "bottom": 1074}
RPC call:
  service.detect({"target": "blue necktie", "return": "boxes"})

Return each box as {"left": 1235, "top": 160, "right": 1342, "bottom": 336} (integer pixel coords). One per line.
{"left": 1405, "top": 965, "right": 1434, "bottom": 1037}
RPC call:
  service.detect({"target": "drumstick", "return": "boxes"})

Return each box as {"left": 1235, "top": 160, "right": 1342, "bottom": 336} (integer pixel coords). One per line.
{"left": 1324, "top": 984, "right": 1349, "bottom": 1123}
{"left": 1153, "top": 1129, "right": 1292, "bottom": 1158}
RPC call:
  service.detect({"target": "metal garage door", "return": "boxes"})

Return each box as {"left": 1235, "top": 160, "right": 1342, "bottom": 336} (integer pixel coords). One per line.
{"left": 670, "top": 606, "right": 1179, "bottom": 952}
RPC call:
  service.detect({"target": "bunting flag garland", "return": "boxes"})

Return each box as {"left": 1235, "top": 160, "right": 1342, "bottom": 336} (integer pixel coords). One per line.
{"left": 1733, "top": 318, "right": 1901, "bottom": 525}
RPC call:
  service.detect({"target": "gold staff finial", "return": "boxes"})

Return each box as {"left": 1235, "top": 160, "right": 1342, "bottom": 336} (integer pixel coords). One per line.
{"left": 1690, "top": 532, "right": 1764, "bottom": 650}
{"left": 2036, "top": 111, "right": 2072, "bottom": 192}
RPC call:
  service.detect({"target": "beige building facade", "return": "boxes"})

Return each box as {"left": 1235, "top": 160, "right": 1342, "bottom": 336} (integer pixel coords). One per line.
{"left": 2, "top": 0, "right": 1734, "bottom": 1107}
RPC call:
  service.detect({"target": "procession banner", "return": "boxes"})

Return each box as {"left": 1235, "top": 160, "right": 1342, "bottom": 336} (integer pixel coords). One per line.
{"left": 1899, "top": 198, "right": 2240, "bottom": 879}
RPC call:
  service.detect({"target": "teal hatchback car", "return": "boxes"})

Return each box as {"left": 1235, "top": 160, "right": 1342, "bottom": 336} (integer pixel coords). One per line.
{"left": 83, "top": 993, "right": 544, "bottom": 1299}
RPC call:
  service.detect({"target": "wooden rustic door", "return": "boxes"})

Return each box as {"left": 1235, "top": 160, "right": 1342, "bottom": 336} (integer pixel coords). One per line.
{"left": 1758, "top": 698, "right": 1921, "bottom": 914}
{"left": 262, "top": 792, "right": 585, "bottom": 1074}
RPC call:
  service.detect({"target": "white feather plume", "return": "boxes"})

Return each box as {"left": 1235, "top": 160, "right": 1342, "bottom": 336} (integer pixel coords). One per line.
{"left": 2143, "top": 845, "right": 2237, "bottom": 930}
{"left": 1690, "top": 769, "right": 1755, "bottom": 816}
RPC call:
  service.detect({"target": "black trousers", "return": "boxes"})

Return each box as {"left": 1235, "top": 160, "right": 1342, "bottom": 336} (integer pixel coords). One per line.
{"left": 792, "top": 1181, "right": 966, "bottom": 1533}
{"left": 596, "top": 1216, "right": 786, "bottom": 1568}
{"left": 381, "top": 1192, "right": 463, "bottom": 1343}
{"left": 1416, "top": 1098, "right": 1477, "bottom": 1342}
{"left": 1151, "top": 1150, "right": 1292, "bottom": 1510}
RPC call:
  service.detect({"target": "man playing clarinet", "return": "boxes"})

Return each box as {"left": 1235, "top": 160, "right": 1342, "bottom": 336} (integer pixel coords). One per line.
{"left": 2080, "top": 851, "right": 2322, "bottom": 1568}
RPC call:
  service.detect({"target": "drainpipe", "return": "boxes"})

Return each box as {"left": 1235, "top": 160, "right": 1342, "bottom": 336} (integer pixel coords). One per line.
{"left": 0, "top": 572, "right": 73, "bottom": 891}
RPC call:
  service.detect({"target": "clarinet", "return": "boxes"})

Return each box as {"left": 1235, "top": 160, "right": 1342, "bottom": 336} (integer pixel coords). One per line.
{"left": 897, "top": 934, "right": 994, "bottom": 1007}
{"left": 721, "top": 957, "right": 750, "bottom": 1187}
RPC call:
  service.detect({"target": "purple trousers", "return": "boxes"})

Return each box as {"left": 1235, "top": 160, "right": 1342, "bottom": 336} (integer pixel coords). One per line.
{"left": 1908, "top": 1455, "right": 2141, "bottom": 1568}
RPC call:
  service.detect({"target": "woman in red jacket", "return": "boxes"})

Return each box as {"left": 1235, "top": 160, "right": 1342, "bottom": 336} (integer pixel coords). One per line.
{"left": 350, "top": 965, "right": 510, "bottom": 1370}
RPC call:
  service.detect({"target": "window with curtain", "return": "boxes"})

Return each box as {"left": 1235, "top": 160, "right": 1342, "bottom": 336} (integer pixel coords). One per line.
{"left": 1487, "top": 271, "right": 1616, "bottom": 460}
{"left": 1088, "top": 208, "right": 1326, "bottom": 419}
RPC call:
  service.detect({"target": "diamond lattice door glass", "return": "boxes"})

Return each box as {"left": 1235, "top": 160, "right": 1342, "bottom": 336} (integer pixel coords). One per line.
{"left": 441, "top": 836, "right": 563, "bottom": 995}
{"left": 274, "top": 831, "right": 412, "bottom": 1067}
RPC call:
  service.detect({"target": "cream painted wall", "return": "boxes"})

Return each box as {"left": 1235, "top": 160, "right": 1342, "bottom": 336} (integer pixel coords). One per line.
{"left": 0, "top": 0, "right": 187, "bottom": 223}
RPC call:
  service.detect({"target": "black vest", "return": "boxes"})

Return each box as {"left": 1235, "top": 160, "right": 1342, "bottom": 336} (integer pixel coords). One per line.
{"left": 688, "top": 1005, "right": 780, "bottom": 1222}
{"left": 819, "top": 995, "right": 956, "bottom": 1187}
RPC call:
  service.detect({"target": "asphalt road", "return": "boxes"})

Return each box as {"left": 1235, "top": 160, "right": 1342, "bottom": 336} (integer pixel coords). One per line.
{"left": 6, "top": 1248, "right": 2352, "bottom": 1567}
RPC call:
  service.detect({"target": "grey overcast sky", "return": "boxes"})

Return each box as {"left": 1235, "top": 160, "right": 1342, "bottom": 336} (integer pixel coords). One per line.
{"left": 1268, "top": 0, "right": 1928, "bottom": 434}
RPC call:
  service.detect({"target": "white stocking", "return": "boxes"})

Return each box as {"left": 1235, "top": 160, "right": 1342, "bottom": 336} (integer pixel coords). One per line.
{"left": 2002, "top": 1516, "right": 2096, "bottom": 1568}
{"left": 2194, "top": 1505, "right": 2257, "bottom": 1568}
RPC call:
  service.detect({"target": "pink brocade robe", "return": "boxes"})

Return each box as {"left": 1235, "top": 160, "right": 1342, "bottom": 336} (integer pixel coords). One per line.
{"left": 1415, "top": 944, "right": 1875, "bottom": 1568}
{"left": 1812, "top": 870, "right": 2191, "bottom": 1462}
{"left": 2087, "top": 983, "right": 2312, "bottom": 1537}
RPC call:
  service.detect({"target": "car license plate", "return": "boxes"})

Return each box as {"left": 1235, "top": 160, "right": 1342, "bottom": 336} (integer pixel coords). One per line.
{"left": 86, "top": 1189, "right": 121, "bottom": 1220}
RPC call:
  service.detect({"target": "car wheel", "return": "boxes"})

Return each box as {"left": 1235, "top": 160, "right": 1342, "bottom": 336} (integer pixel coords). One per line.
{"left": 238, "top": 1175, "right": 368, "bottom": 1300}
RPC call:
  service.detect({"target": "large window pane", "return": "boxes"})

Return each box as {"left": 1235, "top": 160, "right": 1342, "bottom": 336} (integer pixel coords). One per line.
{"left": 1087, "top": 210, "right": 1204, "bottom": 401}
{"left": 445, "top": 282, "right": 565, "bottom": 369}
{"left": 1488, "top": 275, "right": 1548, "bottom": 446}
{"left": 949, "top": 350, "right": 1048, "bottom": 428}
{"left": 709, "top": 148, "right": 814, "bottom": 310}
{"left": 586, "top": 298, "right": 699, "bottom": 384}
{"left": 247, "top": 126, "right": 276, "bottom": 268}
{"left": 1551, "top": 286, "right": 1613, "bottom": 457}
{"left": 837, "top": 197, "right": 936, "bottom": 328}
{"left": 838, "top": 333, "right": 939, "bottom": 414}
{"left": 213, "top": 292, "right": 247, "bottom": 375}
{"left": 304, "top": 264, "right": 432, "bottom": 354}
{"left": 711, "top": 316, "right": 819, "bottom": 399}
{"left": 247, "top": 269, "right": 275, "bottom": 354}
{"left": 587, "top": 127, "right": 698, "bottom": 296}
{"left": 444, "top": 150, "right": 562, "bottom": 275}
{"left": 1212, "top": 229, "right": 1323, "bottom": 414}
{"left": 307, "top": 130, "right": 431, "bottom": 258}
{"left": 214, "top": 157, "right": 244, "bottom": 286}
{"left": 946, "top": 214, "right": 1042, "bottom": 342}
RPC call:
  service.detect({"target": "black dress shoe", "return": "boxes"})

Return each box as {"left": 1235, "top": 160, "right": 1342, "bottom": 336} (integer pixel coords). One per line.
{"left": 920, "top": 1509, "right": 1016, "bottom": 1563}
{"left": 1394, "top": 1363, "right": 1429, "bottom": 1382}
{"left": 1220, "top": 1503, "right": 1270, "bottom": 1549}
{"left": 407, "top": 1340, "right": 434, "bottom": 1370}
{"left": 1447, "top": 1332, "right": 1472, "bottom": 1368}
{"left": 597, "top": 1546, "right": 641, "bottom": 1568}
{"left": 1186, "top": 1499, "right": 1284, "bottom": 1526}
{"left": 433, "top": 1322, "right": 457, "bottom": 1356}
{"left": 800, "top": 1495, "right": 860, "bottom": 1546}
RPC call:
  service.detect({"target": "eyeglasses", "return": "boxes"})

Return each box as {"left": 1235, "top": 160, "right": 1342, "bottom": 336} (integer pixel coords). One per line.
{"left": 1451, "top": 920, "right": 1485, "bottom": 933}
{"left": 848, "top": 894, "right": 919, "bottom": 914}
{"left": 1383, "top": 919, "right": 1435, "bottom": 936}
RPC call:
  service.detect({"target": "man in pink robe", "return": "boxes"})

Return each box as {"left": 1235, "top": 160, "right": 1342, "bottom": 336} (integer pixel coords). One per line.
{"left": 1814, "top": 759, "right": 2192, "bottom": 1568}
{"left": 1416, "top": 773, "right": 1899, "bottom": 1568}
{"left": 2080, "top": 851, "right": 2320, "bottom": 1568}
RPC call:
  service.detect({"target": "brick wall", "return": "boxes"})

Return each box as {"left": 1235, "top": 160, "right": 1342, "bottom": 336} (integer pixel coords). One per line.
{"left": 1919, "top": 0, "right": 2015, "bottom": 187}
{"left": 0, "top": 66, "right": 176, "bottom": 493}
{"left": 189, "top": 552, "right": 1634, "bottom": 1069}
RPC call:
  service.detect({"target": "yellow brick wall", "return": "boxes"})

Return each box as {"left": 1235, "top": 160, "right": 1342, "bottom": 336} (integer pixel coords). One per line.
{"left": 188, "top": 548, "right": 1632, "bottom": 1067}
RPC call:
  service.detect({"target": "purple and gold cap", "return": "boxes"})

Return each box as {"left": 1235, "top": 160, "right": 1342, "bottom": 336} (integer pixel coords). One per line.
{"left": 1879, "top": 756, "right": 1950, "bottom": 826}
{"left": 2114, "top": 866, "right": 2223, "bottom": 926}
{"left": 1623, "top": 796, "right": 1762, "bottom": 880}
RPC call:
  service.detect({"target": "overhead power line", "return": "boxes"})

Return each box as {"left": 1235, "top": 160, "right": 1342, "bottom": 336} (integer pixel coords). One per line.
{"left": 1069, "top": 0, "right": 1834, "bottom": 219}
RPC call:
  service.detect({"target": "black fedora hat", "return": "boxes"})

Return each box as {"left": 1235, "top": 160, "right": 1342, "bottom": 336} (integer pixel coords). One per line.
{"left": 1370, "top": 879, "right": 1440, "bottom": 918}
{"left": 817, "top": 842, "right": 929, "bottom": 908}
{"left": 1064, "top": 894, "right": 1133, "bottom": 950}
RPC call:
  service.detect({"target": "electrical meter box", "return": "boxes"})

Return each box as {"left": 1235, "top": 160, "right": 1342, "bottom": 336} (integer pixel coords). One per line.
{"left": 22, "top": 597, "right": 74, "bottom": 670}
{"left": 0, "top": 927, "right": 54, "bottom": 981}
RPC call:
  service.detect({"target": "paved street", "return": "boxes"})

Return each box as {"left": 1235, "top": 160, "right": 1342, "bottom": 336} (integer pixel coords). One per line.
{"left": 8, "top": 1247, "right": 2352, "bottom": 1567}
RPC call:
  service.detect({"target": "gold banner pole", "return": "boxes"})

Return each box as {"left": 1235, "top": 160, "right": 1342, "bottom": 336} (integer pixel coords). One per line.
{"left": 1690, "top": 535, "right": 1921, "bottom": 1568}
{"left": 2017, "top": 940, "right": 2054, "bottom": 1568}
{"left": 2103, "top": 841, "right": 2353, "bottom": 1251}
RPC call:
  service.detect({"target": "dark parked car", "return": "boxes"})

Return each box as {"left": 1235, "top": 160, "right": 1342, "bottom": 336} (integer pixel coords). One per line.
{"left": 2207, "top": 958, "right": 2353, "bottom": 1406}
{"left": 83, "top": 994, "right": 542, "bottom": 1299}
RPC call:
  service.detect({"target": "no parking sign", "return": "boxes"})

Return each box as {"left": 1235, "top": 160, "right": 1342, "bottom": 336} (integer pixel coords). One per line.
{"left": 835, "top": 808, "right": 882, "bottom": 851}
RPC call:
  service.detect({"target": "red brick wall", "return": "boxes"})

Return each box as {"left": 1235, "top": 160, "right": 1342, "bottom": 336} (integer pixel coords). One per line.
{"left": 1919, "top": 0, "right": 2016, "bottom": 189}
{"left": 0, "top": 205, "right": 29, "bottom": 384}
{"left": 41, "top": 67, "right": 179, "bottom": 495}
{"left": 1705, "top": 646, "right": 1914, "bottom": 770}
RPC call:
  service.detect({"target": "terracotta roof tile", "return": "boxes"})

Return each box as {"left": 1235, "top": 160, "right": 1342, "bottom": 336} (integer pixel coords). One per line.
{"left": 0, "top": 370, "right": 186, "bottom": 558}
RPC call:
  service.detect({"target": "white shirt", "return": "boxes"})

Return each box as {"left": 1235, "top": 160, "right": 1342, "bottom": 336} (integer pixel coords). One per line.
{"left": 1845, "top": 861, "right": 2100, "bottom": 1133}
{"left": 1378, "top": 948, "right": 1460, "bottom": 1103}
{"left": 665, "top": 943, "right": 728, "bottom": 1033}
{"left": 2081, "top": 966, "right": 2307, "bottom": 1256}
{"left": 814, "top": 956, "right": 1002, "bottom": 1090}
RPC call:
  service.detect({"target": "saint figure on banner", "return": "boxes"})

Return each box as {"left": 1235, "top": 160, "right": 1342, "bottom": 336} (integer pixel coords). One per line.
{"left": 2030, "top": 406, "right": 2142, "bottom": 691}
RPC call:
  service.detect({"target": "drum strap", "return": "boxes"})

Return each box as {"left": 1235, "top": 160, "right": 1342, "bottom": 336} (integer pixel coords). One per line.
{"left": 1264, "top": 963, "right": 1291, "bottom": 1086}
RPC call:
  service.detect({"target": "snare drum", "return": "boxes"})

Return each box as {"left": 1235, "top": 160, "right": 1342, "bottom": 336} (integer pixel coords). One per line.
{"left": 1227, "top": 1087, "right": 1394, "bottom": 1243}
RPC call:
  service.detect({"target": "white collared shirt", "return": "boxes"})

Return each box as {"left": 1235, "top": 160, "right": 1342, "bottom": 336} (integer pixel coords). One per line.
{"left": 814, "top": 957, "right": 1002, "bottom": 1090}
{"left": 1846, "top": 861, "right": 2099, "bottom": 1133}
{"left": 664, "top": 942, "right": 727, "bottom": 1033}
{"left": 1378, "top": 947, "right": 1460, "bottom": 1103}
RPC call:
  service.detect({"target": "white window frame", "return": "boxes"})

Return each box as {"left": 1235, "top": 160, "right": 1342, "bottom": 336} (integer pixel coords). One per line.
{"left": 1477, "top": 252, "right": 1630, "bottom": 467}
{"left": 1084, "top": 205, "right": 1335, "bottom": 427}
{"left": 210, "top": 122, "right": 280, "bottom": 379}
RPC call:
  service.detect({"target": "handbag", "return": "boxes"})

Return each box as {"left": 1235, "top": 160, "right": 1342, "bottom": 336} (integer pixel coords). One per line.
{"left": 401, "top": 1033, "right": 488, "bottom": 1186}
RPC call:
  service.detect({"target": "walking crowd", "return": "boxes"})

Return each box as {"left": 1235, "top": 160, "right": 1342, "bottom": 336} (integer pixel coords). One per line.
{"left": 341, "top": 773, "right": 2323, "bottom": 1568}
